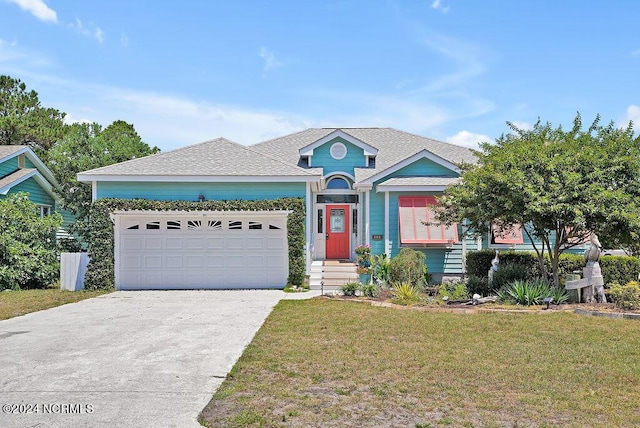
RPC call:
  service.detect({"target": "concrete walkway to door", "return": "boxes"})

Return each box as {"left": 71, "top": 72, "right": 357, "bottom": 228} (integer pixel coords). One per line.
{"left": 0, "top": 290, "right": 319, "bottom": 428}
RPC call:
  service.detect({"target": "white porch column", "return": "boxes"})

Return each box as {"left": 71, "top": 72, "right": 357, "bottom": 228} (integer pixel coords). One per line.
{"left": 384, "top": 191, "right": 390, "bottom": 257}
{"left": 358, "top": 191, "right": 364, "bottom": 244}
{"left": 91, "top": 181, "right": 97, "bottom": 201}
{"left": 365, "top": 188, "right": 371, "bottom": 246}
{"left": 305, "top": 182, "right": 312, "bottom": 274}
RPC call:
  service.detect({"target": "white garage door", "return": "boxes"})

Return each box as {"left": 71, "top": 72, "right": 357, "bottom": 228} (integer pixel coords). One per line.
{"left": 113, "top": 210, "right": 290, "bottom": 290}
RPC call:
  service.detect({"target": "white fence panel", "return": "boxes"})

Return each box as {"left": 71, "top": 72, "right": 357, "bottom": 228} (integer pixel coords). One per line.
{"left": 60, "top": 252, "right": 90, "bottom": 291}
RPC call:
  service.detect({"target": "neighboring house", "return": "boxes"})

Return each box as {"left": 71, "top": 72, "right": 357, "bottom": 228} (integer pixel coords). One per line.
{"left": 77, "top": 128, "right": 490, "bottom": 289}
{"left": 0, "top": 146, "right": 75, "bottom": 241}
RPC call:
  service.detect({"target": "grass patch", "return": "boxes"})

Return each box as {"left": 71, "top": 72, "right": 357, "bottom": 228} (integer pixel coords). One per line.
{"left": 200, "top": 299, "right": 640, "bottom": 427}
{"left": 0, "top": 288, "right": 110, "bottom": 320}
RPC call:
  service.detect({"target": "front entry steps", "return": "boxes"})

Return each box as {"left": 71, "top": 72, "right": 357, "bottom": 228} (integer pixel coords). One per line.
{"left": 309, "top": 260, "right": 358, "bottom": 291}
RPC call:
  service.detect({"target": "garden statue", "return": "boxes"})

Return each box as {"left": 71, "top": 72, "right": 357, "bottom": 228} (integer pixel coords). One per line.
{"left": 488, "top": 250, "right": 499, "bottom": 285}
{"left": 584, "top": 233, "right": 606, "bottom": 303}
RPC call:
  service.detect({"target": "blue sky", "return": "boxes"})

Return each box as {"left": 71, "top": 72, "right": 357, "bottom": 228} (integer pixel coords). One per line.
{"left": 1, "top": 0, "right": 639, "bottom": 151}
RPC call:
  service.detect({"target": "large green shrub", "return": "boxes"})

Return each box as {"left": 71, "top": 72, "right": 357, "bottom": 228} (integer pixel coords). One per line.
{"left": 388, "top": 248, "right": 429, "bottom": 287}
{"left": 84, "top": 197, "right": 306, "bottom": 290}
{"left": 467, "top": 250, "right": 539, "bottom": 278}
{"left": 491, "top": 263, "right": 533, "bottom": 290}
{"left": 600, "top": 256, "right": 640, "bottom": 286}
{"left": 608, "top": 281, "right": 640, "bottom": 310}
{"left": 465, "top": 275, "right": 490, "bottom": 296}
{"left": 469, "top": 250, "right": 639, "bottom": 287}
{"left": 0, "top": 193, "right": 62, "bottom": 290}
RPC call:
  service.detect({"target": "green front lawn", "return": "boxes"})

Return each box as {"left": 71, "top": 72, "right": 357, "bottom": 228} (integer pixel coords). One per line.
{"left": 0, "top": 288, "right": 110, "bottom": 320}
{"left": 200, "top": 299, "right": 640, "bottom": 427}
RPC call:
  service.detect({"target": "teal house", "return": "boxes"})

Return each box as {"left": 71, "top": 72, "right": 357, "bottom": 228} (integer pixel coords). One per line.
{"left": 0, "top": 145, "right": 62, "bottom": 218}
{"left": 78, "top": 128, "right": 492, "bottom": 290}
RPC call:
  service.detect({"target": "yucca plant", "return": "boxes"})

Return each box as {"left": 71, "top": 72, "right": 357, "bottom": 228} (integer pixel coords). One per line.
{"left": 391, "top": 282, "right": 422, "bottom": 306}
{"left": 341, "top": 282, "right": 359, "bottom": 297}
{"left": 499, "top": 279, "right": 552, "bottom": 306}
{"left": 547, "top": 286, "right": 569, "bottom": 305}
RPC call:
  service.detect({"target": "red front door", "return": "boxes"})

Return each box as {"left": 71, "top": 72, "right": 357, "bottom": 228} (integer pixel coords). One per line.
{"left": 326, "top": 205, "right": 350, "bottom": 259}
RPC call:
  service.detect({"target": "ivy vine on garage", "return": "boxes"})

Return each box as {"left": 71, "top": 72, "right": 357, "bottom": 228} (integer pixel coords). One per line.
{"left": 84, "top": 197, "right": 306, "bottom": 290}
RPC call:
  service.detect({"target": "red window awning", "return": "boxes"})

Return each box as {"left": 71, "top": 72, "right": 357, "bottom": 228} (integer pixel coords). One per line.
{"left": 398, "top": 196, "right": 458, "bottom": 245}
{"left": 491, "top": 222, "right": 524, "bottom": 245}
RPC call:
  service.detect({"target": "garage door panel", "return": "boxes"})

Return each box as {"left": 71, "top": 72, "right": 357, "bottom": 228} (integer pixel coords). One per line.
{"left": 206, "top": 237, "right": 224, "bottom": 250}
{"left": 267, "top": 238, "right": 285, "bottom": 250}
{"left": 165, "top": 255, "right": 184, "bottom": 268}
{"left": 246, "top": 237, "right": 265, "bottom": 250}
{"left": 122, "top": 255, "right": 142, "bottom": 268}
{"left": 185, "top": 255, "right": 204, "bottom": 268}
{"left": 144, "top": 238, "right": 163, "bottom": 250}
{"left": 122, "top": 237, "right": 142, "bottom": 251}
{"left": 185, "top": 238, "right": 204, "bottom": 250}
{"left": 117, "top": 213, "right": 289, "bottom": 290}
{"left": 144, "top": 255, "right": 163, "bottom": 269}
{"left": 226, "top": 238, "right": 244, "bottom": 250}
{"left": 165, "top": 238, "right": 183, "bottom": 250}
{"left": 267, "top": 255, "right": 286, "bottom": 268}
{"left": 225, "top": 255, "right": 244, "bottom": 268}
{"left": 206, "top": 256, "right": 225, "bottom": 268}
{"left": 246, "top": 255, "right": 264, "bottom": 268}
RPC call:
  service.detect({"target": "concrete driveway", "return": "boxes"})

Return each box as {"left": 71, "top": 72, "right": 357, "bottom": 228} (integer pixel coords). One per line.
{"left": 0, "top": 290, "right": 316, "bottom": 428}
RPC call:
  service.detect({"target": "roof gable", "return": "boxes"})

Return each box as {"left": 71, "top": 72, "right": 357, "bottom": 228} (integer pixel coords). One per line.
{"left": 0, "top": 146, "right": 60, "bottom": 201}
{"left": 299, "top": 129, "right": 378, "bottom": 157}
{"left": 251, "top": 127, "right": 475, "bottom": 185}
{"left": 355, "top": 149, "right": 460, "bottom": 187}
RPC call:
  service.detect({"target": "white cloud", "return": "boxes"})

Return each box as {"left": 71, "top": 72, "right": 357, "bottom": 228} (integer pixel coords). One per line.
{"left": 431, "top": 0, "right": 449, "bottom": 14}
{"left": 258, "top": 47, "right": 282, "bottom": 73}
{"left": 624, "top": 105, "right": 640, "bottom": 130}
{"left": 68, "top": 18, "right": 104, "bottom": 43}
{"left": 510, "top": 120, "right": 533, "bottom": 131}
{"left": 632, "top": 49, "right": 640, "bottom": 57}
{"left": 120, "top": 33, "right": 129, "bottom": 48}
{"left": 5, "top": 0, "right": 57, "bottom": 22}
{"left": 447, "top": 130, "right": 493, "bottom": 150}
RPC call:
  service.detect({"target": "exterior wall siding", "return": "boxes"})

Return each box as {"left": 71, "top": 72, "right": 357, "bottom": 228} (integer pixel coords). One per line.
{"left": 0, "top": 158, "right": 18, "bottom": 177}
{"left": 7, "top": 177, "right": 55, "bottom": 207}
{"left": 312, "top": 137, "right": 366, "bottom": 177}
{"left": 384, "top": 157, "right": 457, "bottom": 179}
{"left": 96, "top": 181, "right": 306, "bottom": 201}
{"left": 368, "top": 157, "right": 465, "bottom": 276}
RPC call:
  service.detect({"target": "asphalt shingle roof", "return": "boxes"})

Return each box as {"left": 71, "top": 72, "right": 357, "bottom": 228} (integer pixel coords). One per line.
{"left": 0, "top": 145, "right": 27, "bottom": 159}
{"left": 250, "top": 128, "right": 476, "bottom": 182}
{"left": 80, "top": 138, "right": 319, "bottom": 177}
{"left": 0, "top": 168, "right": 35, "bottom": 191}
{"left": 78, "top": 128, "right": 476, "bottom": 182}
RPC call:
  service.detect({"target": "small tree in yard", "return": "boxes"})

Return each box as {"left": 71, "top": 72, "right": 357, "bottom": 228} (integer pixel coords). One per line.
{"left": 438, "top": 114, "right": 640, "bottom": 287}
{"left": 0, "top": 193, "right": 62, "bottom": 290}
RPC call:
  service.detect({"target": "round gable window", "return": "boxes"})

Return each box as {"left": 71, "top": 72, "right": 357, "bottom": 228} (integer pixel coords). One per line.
{"left": 330, "top": 142, "right": 347, "bottom": 160}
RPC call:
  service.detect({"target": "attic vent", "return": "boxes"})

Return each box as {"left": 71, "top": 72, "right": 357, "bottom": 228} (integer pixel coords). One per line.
{"left": 330, "top": 142, "right": 347, "bottom": 160}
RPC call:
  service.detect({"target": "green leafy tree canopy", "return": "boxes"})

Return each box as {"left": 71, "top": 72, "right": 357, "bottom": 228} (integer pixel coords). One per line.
{"left": 47, "top": 120, "right": 160, "bottom": 242}
{"left": 439, "top": 113, "right": 640, "bottom": 286}
{"left": 0, "top": 75, "right": 67, "bottom": 153}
